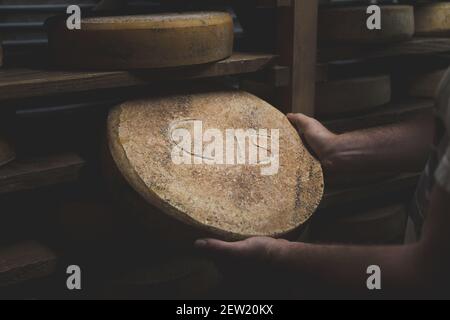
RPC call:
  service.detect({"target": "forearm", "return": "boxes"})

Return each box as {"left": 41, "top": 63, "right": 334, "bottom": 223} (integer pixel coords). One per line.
{"left": 276, "top": 241, "right": 420, "bottom": 299}
{"left": 328, "top": 112, "right": 434, "bottom": 174}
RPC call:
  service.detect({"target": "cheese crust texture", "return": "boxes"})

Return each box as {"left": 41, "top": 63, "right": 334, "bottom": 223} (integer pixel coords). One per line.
{"left": 47, "top": 12, "right": 234, "bottom": 69}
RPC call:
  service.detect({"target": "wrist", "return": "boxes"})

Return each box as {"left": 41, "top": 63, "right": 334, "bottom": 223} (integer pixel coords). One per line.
{"left": 320, "top": 134, "right": 349, "bottom": 173}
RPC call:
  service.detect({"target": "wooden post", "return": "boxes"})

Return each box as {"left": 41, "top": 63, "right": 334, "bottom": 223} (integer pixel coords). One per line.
{"left": 277, "top": 0, "right": 318, "bottom": 116}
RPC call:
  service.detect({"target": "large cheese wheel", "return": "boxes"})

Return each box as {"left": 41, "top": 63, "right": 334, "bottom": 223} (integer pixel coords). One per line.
{"left": 0, "top": 133, "right": 15, "bottom": 167}
{"left": 315, "top": 75, "right": 391, "bottom": 116}
{"left": 318, "top": 5, "right": 414, "bottom": 44}
{"left": 408, "top": 69, "right": 448, "bottom": 99}
{"left": 106, "top": 90, "right": 324, "bottom": 240}
{"left": 415, "top": 3, "right": 450, "bottom": 36}
{"left": 47, "top": 12, "right": 234, "bottom": 69}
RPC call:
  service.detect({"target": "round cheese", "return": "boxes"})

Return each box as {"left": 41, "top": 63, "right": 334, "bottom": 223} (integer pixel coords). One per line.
{"left": 47, "top": 12, "right": 234, "bottom": 69}
{"left": 315, "top": 75, "right": 391, "bottom": 116}
{"left": 318, "top": 5, "right": 414, "bottom": 44}
{"left": 415, "top": 3, "right": 450, "bottom": 36}
{"left": 0, "top": 133, "right": 15, "bottom": 167}
{"left": 106, "top": 90, "right": 324, "bottom": 240}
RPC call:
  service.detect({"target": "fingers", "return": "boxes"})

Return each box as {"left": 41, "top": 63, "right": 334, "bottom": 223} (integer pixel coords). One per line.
{"left": 195, "top": 238, "right": 252, "bottom": 260}
{"left": 287, "top": 113, "right": 316, "bottom": 133}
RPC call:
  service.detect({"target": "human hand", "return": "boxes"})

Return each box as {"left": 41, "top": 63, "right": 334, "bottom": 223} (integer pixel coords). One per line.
{"left": 195, "top": 237, "right": 293, "bottom": 298}
{"left": 287, "top": 113, "right": 341, "bottom": 173}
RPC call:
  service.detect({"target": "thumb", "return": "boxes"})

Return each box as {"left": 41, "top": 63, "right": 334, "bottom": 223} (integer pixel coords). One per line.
{"left": 287, "top": 113, "right": 324, "bottom": 135}
{"left": 195, "top": 239, "right": 252, "bottom": 260}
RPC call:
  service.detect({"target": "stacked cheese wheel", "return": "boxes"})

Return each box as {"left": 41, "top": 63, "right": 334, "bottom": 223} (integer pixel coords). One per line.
{"left": 47, "top": 12, "right": 234, "bottom": 69}
{"left": 315, "top": 75, "right": 391, "bottom": 117}
{"left": 319, "top": 5, "right": 414, "bottom": 44}
{"left": 105, "top": 90, "right": 324, "bottom": 242}
{"left": 415, "top": 2, "right": 450, "bottom": 36}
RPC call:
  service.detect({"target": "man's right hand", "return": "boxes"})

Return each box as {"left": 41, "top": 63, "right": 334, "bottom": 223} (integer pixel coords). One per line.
{"left": 287, "top": 113, "right": 341, "bottom": 173}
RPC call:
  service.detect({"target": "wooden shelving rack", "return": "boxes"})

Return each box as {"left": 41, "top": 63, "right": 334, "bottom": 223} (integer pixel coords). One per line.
{"left": 1, "top": 0, "right": 450, "bottom": 298}
{"left": 0, "top": 0, "right": 321, "bottom": 297}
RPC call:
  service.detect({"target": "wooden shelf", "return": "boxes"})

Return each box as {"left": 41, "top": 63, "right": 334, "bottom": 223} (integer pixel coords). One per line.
{"left": 0, "top": 153, "right": 85, "bottom": 195}
{"left": 0, "top": 52, "right": 277, "bottom": 102}
{"left": 319, "top": 38, "right": 450, "bottom": 62}
{"left": 320, "top": 173, "right": 420, "bottom": 210}
{"left": 322, "top": 98, "right": 435, "bottom": 133}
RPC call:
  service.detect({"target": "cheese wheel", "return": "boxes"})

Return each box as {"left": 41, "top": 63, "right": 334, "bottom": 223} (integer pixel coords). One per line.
{"left": 0, "top": 133, "right": 15, "bottom": 167}
{"left": 315, "top": 75, "right": 391, "bottom": 116}
{"left": 408, "top": 69, "right": 448, "bottom": 99}
{"left": 47, "top": 12, "right": 234, "bottom": 69}
{"left": 106, "top": 90, "right": 324, "bottom": 240}
{"left": 415, "top": 3, "right": 450, "bottom": 36}
{"left": 318, "top": 5, "right": 414, "bottom": 44}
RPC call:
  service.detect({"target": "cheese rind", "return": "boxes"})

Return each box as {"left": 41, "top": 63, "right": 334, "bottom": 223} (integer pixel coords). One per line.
{"left": 318, "top": 5, "right": 414, "bottom": 44}
{"left": 415, "top": 3, "right": 450, "bottom": 36}
{"left": 106, "top": 91, "right": 324, "bottom": 240}
{"left": 316, "top": 75, "right": 391, "bottom": 116}
{"left": 47, "top": 12, "right": 234, "bottom": 69}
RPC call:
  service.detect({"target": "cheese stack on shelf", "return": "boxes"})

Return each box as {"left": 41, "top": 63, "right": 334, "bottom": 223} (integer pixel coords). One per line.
{"left": 415, "top": 2, "right": 450, "bottom": 37}
{"left": 316, "top": 4, "right": 415, "bottom": 117}
{"left": 309, "top": 3, "right": 422, "bottom": 245}
{"left": 407, "top": 2, "right": 450, "bottom": 99}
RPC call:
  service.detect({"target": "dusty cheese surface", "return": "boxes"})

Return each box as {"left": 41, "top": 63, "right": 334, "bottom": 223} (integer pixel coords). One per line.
{"left": 108, "top": 91, "right": 324, "bottom": 239}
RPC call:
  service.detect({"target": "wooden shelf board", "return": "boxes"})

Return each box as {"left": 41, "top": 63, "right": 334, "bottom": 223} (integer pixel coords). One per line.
{"left": 0, "top": 241, "right": 57, "bottom": 289}
{"left": 0, "top": 52, "right": 277, "bottom": 102}
{"left": 322, "top": 98, "right": 435, "bottom": 133}
{"left": 0, "top": 153, "right": 85, "bottom": 195}
{"left": 319, "top": 38, "right": 450, "bottom": 63}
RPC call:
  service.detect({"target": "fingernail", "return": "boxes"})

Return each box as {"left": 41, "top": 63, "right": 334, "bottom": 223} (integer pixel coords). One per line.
{"left": 195, "top": 239, "right": 208, "bottom": 248}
